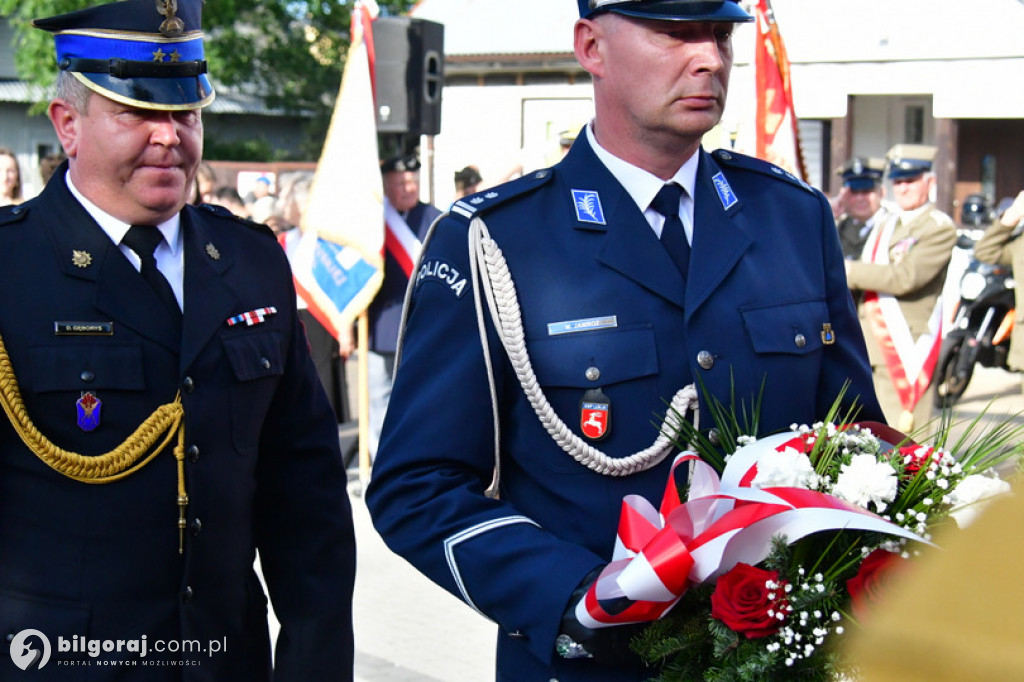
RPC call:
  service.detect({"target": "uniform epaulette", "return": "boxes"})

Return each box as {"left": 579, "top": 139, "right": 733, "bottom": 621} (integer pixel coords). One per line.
{"left": 0, "top": 203, "right": 30, "bottom": 227}
{"left": 711, "top": 148, "right": 816, "bottom": 195}
{"left": 196, "top": 202, "right": 274, "bottom": 238}
{"left": 447, "top": 168, "right": 555, "bottom": 224}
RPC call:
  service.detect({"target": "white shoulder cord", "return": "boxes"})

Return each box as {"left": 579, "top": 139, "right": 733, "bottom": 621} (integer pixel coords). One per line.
{"left": 467, "top": 216, "right": 699, "bottom": 479}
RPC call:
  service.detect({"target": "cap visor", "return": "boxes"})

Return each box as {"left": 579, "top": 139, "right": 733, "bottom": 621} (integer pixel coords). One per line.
{"left": 75, "top": 71, "right": 215, "bottom": 111}
{"left": 846, "top": 179, "right": 878, "bottom": 192}
{"left": 608, "top": 1, "right": 753, "bottom": 22}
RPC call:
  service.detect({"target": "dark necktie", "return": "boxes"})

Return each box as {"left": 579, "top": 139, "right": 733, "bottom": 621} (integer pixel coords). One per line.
{"left": 651, "top": 183, "right": 691, "bottom": 278}
{"left": 122, "top": 225, "right": 182, "bottom": 320}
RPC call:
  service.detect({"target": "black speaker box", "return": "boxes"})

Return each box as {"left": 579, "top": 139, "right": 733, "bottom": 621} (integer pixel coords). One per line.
{"left": 372, "top": 17, "right": 445, "bottom": 136}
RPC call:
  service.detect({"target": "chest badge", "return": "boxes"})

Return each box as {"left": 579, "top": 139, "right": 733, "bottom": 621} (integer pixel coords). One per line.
{"left": 580, "top": 388, "right": 611, "bottom": 441}
{"left": 572, "top": 189, "right": 606, "bottom": 225}
{"left": 76, "top": 392, "right": 102, "bottom": 432}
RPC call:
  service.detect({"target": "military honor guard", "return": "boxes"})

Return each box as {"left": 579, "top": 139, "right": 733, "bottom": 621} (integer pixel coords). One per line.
{"left": 835, "top": 156, "right": 891, "bottom": 259}
{"left": 846, "top": 144, "right": 957, "bottom": 431}
{"left": 367, "top": 1, "right": 882, "bottom": 680}
{"left": 0, "top": 1, "right": 356, "bottom": 678}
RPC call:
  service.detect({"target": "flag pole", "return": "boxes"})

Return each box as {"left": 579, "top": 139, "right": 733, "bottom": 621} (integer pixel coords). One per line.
{"left": 357, "top": 310, "right": 371, "bottom": 488}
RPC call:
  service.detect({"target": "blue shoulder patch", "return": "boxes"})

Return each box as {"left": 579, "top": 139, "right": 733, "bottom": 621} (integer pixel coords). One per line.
{"left": 711, "top": 149, "right": 816, "bottom": 195}
{"left": 0, "top": 203, "right": 29, "bottom": 227}
{"left": 447, "top": 168, "right": 555, "bottom": 225}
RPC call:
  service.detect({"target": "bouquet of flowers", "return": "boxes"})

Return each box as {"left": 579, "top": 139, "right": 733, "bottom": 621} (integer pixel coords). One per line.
{"left": 575, "top": 388, "right": 1024, "bottom": 681}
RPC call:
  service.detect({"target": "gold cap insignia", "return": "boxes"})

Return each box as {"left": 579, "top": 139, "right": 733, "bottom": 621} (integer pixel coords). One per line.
{"left": 205, "top": 243, "right": 221, "bottom": 260}
{"left": 71, "top": 250, "right": 93, "bottom": 268}
{"left": 156, "top": 0, "right": 185, "bottom": 37}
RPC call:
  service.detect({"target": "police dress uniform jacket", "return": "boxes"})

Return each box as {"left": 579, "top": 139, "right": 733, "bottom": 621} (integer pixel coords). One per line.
{"left": 0, "top": 169, "right": 355, "bottom": 681}
{"left": 972, "top": 216, "right": 1024, "bottom": 371}
{"left": 368, "top": 201, "right": 442, "bottom": 354}
{"left": 846, "top": 204, "right": 957, "bottom": 368}
{"left": 366, "top": 137, "right": 882, "bottom": 681}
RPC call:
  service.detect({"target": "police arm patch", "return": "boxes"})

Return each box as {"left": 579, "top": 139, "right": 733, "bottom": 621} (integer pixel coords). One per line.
{"left": 416, "top": 258, "right": 468, "bottom": 298}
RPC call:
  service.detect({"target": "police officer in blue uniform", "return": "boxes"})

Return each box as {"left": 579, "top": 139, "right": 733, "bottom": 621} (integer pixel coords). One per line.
{"left": 0, "top": 1, "right": 355, "bottom": 679}
{"left": 367, "top": 1, "right": 883, "bottom": 680}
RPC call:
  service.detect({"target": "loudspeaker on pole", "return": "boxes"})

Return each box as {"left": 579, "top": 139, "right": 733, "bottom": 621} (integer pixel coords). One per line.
{"left": 372, "top": 16, "right": 445, "bottom": 136}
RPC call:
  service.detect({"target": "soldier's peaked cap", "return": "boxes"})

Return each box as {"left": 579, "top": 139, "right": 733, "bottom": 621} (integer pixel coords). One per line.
{"left": 839, "top": 157, "right": 885, "bottom": 192}
{"left": 886, "top": 144, "right": 937, "bottom": 182}
{"left": 578, "top": 0, "right": 753, "bottom": 22}
{"left": 34, "top": 0, "right": 215, "bottom": 111}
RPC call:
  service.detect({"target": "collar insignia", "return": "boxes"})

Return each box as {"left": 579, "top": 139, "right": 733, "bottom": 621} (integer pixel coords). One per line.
{"left": 712, "top": 172, "right": 739, "bottom": 210}
{"left": 71, "top": 250, "right": 93, "bottom": 268}
{"left": 572, "top": 189, "right": 606, "bottom": 225}
{"left": 205, "top": 243, "right": 221, "bottom": 260}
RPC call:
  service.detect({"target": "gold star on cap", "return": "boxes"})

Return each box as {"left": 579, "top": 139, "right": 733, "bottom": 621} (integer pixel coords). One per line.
{"left": 152, "top": 48, "right": 166, "bottom": 62}
{"left": 169, "top": 50, "right": 182, "bottom": 62}
{"left": 205, "top": 243, "right": 221, "bottom": 260}
{"left": 71, "top": 250, "right": 93, "bottom": 268}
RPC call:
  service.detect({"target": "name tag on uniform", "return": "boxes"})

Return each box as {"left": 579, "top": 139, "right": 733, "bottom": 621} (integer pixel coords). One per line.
{"left": 54, "top": 321, "right": 114, "bottom": 336}
{"left": 547, "top": 316, "right": 618, "bottom": 336}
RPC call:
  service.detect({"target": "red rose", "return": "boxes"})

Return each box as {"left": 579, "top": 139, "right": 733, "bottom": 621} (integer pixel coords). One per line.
{"left": 846, "top": 549, "right": 904, "bottom": 620}
{"left": 710, "top": 563, "right": 787, "bottom": 639}
{"left": 900, "top": 444, "right": 938, "bottom": 476}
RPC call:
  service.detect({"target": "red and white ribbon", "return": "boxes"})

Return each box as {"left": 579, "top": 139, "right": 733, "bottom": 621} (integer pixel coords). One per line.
{"left": 226, "top": 307, "right": 278, "bottom": 327}
{"left": 577, "top": 431, "right": 926, "bottom": 629}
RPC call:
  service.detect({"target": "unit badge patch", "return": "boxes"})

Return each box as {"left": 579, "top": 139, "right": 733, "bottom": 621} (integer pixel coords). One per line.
{"left": 580, "top": 388, "right": 611, "bottom": 441}
{"left": 77, "top": 392, "right": 102, "bottom": 432}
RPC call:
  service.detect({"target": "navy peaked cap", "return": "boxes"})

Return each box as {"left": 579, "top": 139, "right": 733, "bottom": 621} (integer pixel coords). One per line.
{"left": 578, "top": 0, "right": 753, "bottom": 22}
{"left": 33, "top": 0, "right": 214, "bottom": 111}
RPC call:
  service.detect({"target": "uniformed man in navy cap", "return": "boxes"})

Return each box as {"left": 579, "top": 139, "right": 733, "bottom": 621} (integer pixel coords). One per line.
{"left": 835, "top": 156, "right": 891, "bottom": 259}
{"left": 368, "top": 1, "right": 882, "bottom": 679}
{"left": 0, "top": 1, "right": 355, "bottom": 679}
{"left": 847, "top": 144, "right": 956, "bottom": 431}
{"left": 366, "top": 153, "right": 442, "bottom": 459}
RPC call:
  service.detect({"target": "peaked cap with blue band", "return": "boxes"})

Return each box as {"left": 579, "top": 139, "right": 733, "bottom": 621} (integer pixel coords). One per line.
{"left": 34, "top": 0, "right": 214, "bottom": 111}
{"left": 578, "top": 0, "right": 753, "bottom": 22}
{"left": 839, "top": 157, "right": 885, "bottom": 192}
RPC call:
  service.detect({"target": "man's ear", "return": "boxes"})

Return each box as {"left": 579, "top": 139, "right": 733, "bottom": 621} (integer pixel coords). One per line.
{"left": 574, "top": 18, "right": 606, "bottom": 79}
{"left": 48, "top": 99, "right": 80, "bottom": 158}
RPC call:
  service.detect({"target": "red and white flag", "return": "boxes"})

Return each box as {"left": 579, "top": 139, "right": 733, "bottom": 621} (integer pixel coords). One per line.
{"left": 754, "top": 0, "right": 806, "bottom": 180}
{"left": 293, "top": 0, "right": 384, "bottom": 338}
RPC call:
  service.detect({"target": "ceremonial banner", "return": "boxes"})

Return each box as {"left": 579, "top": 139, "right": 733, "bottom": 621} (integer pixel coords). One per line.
{"left": 754, "top": 0, "right": 805, "bottom": 180}
{"left": 294, "top": 0, "right": 384, "bottom": 336}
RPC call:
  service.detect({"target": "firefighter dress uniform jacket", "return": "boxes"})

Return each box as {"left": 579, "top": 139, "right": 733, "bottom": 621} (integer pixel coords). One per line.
{"left": 0, "top": 168, "right": 355, "bottom": 681}
{"left": 367, "top": 136, "right": 882, "bottom": 681}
